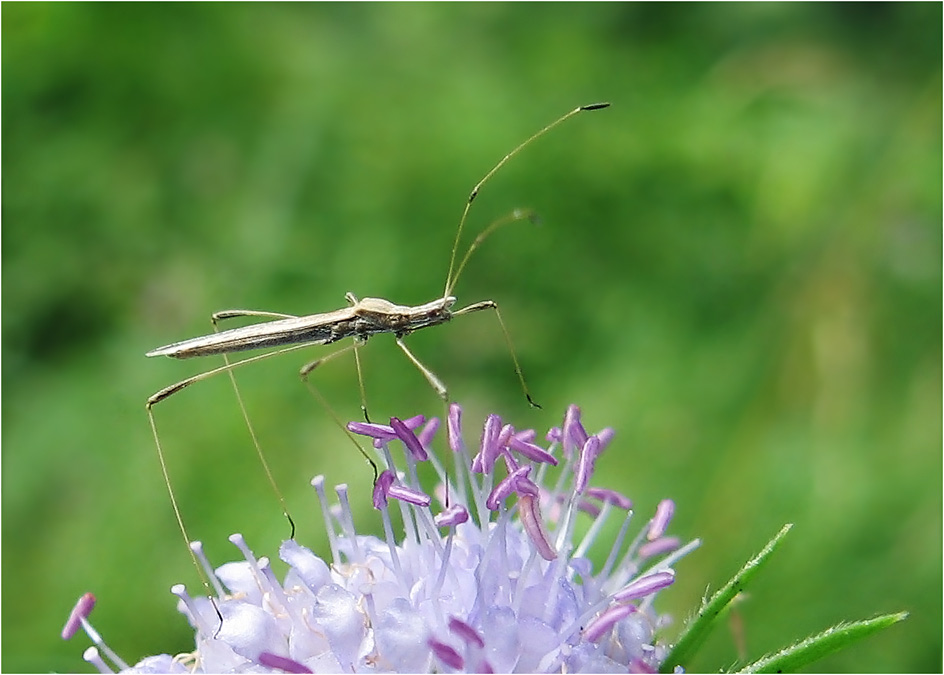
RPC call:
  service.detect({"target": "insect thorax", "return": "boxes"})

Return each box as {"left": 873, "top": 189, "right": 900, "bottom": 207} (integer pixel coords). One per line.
{"left": 352, "top": 296, "right": 456, "bottom": 338}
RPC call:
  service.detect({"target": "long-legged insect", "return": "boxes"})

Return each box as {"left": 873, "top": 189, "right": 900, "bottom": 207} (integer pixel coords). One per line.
{"left": 146, "top": 102, "right": 610, "bottom": 600}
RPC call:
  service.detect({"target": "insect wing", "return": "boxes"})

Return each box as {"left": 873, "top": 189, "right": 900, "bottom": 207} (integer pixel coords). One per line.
{"left": 146, "top": 307, "right": 357, "bottom": 358}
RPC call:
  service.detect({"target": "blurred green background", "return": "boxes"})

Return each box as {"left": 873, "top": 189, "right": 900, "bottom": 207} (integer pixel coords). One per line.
{"left": 3, "top": 4, "right": 940, "bottom": 673}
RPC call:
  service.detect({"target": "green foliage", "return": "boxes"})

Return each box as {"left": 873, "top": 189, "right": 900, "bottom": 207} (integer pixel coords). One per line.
{"left": 663, "top": 524, "right": 907, "bottom": 673}
{"left": 3, "top": 4, "right": 939, "bottom": 672}
{"left": 741, "top": 612, "right": 909, "bottom": 674}
{"left": 663, "top": 524, "right": 793, "bottom": 672}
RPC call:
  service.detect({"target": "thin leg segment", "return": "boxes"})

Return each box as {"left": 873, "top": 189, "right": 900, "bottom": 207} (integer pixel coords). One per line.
{"left": 395, "top": 337, "right": 449, "bottom": 400}
{"left": 212, "top": 309, "right": 299, "bottom": 322}
{"left": 145, "top": 406, "right": 224, "bottom": 633}
{"left": 299, "top": 343, "right": 380, "bottom": 484}
{"left": 211, "top": 314, "right": 296, "bottom": 540}
{"left": 454, "top": 299, "right": 541, "bottom": 408}
{"left": 146, "top": 339, "right": 328, "bottom": 599}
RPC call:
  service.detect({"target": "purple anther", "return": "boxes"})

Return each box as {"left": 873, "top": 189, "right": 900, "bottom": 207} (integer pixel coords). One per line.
{"left": 401, "top": 414, "right": 426, "bottom": 429}
{"left": 470, "top": 451, "right": 484, "bottom": 474}
{"left": 388, "top": 483, "right": 432, "bottom": 507}
{"left": 372, "top": 470, "right": 396, "bottom": 509}
{"left": 613, "top": 571, "right": 675, "bottom": 602}
{"left": 576, "top": 499, "right": 602, "bottom": 518}
{"left": 390, "top": 417, "right": 428, "bottom": 461}
{"left": 596, "top": 426, "right": 616, "bottom": 451}
{"left": 347, "top": 421, "right": 397, "bottom": 440}
{"left": 574, "top": 435, "right": 601, "bottom": 494}
{"left": 258, "top": 652, "right": 313, "bottom": 673}
{"left": 508, "top": 436, "right": 559, "bottom": 465}
{"left": 449, "top": 617, "right": 485, "bottom": 649}
{"left": 638, "top": 536, "right": 680, "bottom": 560}
{"left": 428, "top": 639, "right": 464, "bottom": 670}
{"left": 585, "top": 486, "right": 633, "bottom": 510}
{"left": 447, "top": 403, "right": 464, "bottom": 453}
{"left": 546, "top": 426, "right": 562, "bottom": 444}
{"left": 497, "top": 424, "right": 515, "bottom": 449}
{"left": 513, "top": 428, "right": 537, "bottom": 444}
{"left": 435, "top": 504, "right": 470, "bottom": 528}
{"left": 518, "top": 494, "right": 557, "bottom": 561}
{"left": 583, "top": 604, "right": 636, "bottom": 643}
{"left": 418, "top": 417, "right": 440, "bottom": 449}
{"left": 630, "top": 658, "right": 658, "bottom": 674}
{"left": 515, "top": 476, "right": 540, "bottom": 498}
{"left": 486, "top": 466, "right": 531, "bottom": 510}
{"left": 500, "top": 451, "right": 520, "bottom": 473}
{"left": 562, "top": 404, "right": 588, "bottom": 455}
{"left": 479, "top": 414, "right": 502, "bottom": 473}
{"left": 648, "top": 499, "right": 675, "bottom": 540}
{"left": 62, "top": 592, "right": 96, "bottom": 640}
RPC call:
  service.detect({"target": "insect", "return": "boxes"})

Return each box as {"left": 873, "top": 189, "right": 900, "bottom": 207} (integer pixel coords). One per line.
{"left": 146, "top": 102, "right": 610, "bottom": 593}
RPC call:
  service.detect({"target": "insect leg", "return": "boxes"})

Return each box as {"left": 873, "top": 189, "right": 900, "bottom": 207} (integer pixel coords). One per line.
{"left": 146, "top": 340, "right": 320, "bottom": 624}
{"left": 352, "top": 341, "right": 371, "bottom": 422}
{"left": 453, "top": 300, "right": 541, "bottom": 409}
{"left": 210, "top": 312, "right": 299, "bottom": 540}
{"left": 299, "top": 342, "right": 380, "bottom": 484}
{"left": 212, "top": 309, "right": 299, "bottom": 322}
{"left": 395, "top": 337, "right": 449, "bottom": 400}
{"left": 145, "top": 343, "right": 324, "bottom": 596}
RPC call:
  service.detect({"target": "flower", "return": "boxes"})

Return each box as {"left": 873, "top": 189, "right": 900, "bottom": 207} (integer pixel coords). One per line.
{"left": 64, "top": 404, "right": 699, "bottom": 673}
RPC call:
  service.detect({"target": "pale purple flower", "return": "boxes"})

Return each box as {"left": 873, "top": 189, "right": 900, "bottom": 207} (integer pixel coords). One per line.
{"left": 64, "top": 404, "right": 699, "bottom": 673}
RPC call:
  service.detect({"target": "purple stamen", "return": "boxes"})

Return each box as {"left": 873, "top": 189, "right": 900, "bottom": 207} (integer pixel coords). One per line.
{"left": 372, "top": 470, "right": 396, "bottom": 509}
{"left": 508, "top": 436, "right": 559, "bottom": 465}
{"left": 435, "top": 504, "right": 470, "bottom": 528}
{"left": 500, "top": 450, "right": 521, "bottom": 473}
{"left": 448, "top": 617, "right": 485, "bottom": 649}
{"left": 518, "top": 493, "right": 557, "bottom": 561}
{"left": 584, "top": 604, "right": 637, "bottom": 643}
{"left": 513, "top": 428, "right": 537, "bottom": 444}
{"left": 630, "top": 658, "right": 658, "bottom": 674}
{"left": 62, "top": 592, "right": 96, "bottom": 640}
{"left": 613, "top": 570, "right": 675, "bottom": 602}
{"left": 639, "top": 536, "right": 680, "bottom": 559}
{"left": 347, "top": 421, "right": 397, "bottom": 440}
{"left": 349, "top": 415, "right": 426, "bottom": 441}
{"left": 648, "top": 499, "right": 675, "bottom": 540}
{"left": 475, "top": 414, "right": 502, "bottom": 473}
{"left": 486, "top": 466, "right": 531, "bottom": 510}
{"left": 390, "top": 417, "right": 428, "bottom": 461}
{"left": 388, "top": 483, "right": 432, "bottom": 507}
{"left": 596, "top": 426, "right": 616, "bottom": 450}
{"left": 575, "top": 435, "right": 601, "bottom": 493}
{"left": 258, "top": 652, "right": 313, "bottom": 673}
{"left": 576, "top": 499, "right": 602, "bottom": 518}
{"left": 546, "top": 426, "right": 562, "bottom": 444}
{"left": 417, "top": 417, "right": 441, "bottom": 449}
{"left": 562, "top": 404, "right": 588, "bottom": 455}
{"left": 585, "top": 486, "right": 633, "bottom": 510}
{"left": 515, "top": 475, "right": 540, "bottom": 498}
{"left": 497, "top": 423, "right": 515, "bottom": 450}
{"left": 429, "top": 638, "right": 464, "bottom": 669}
{"left": 401, "top": 414, "right": 426, "bottom": 428}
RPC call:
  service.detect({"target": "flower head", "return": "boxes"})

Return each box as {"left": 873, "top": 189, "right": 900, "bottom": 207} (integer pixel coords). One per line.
{"left": 65, "top": 403, "right": 698, "bottom": 673}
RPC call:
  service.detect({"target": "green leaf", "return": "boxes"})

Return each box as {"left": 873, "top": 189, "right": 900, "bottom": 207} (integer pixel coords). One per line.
{"left": 738, "top": 612, "right": 908, "bottom": 673}
{"left": 660, "top": 523, "right": 793, "bottom": 673}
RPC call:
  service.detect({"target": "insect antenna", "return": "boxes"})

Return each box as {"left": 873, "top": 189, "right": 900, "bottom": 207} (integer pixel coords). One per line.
{"left": 443, "top": 102, "right": 610, "bottom": 297}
